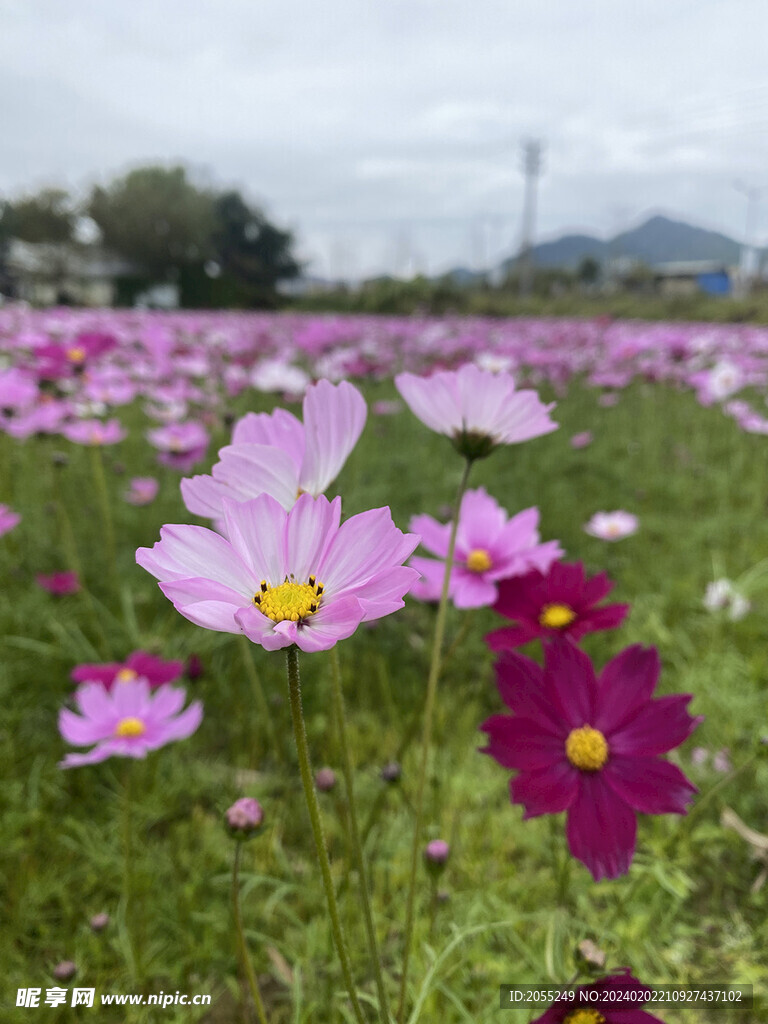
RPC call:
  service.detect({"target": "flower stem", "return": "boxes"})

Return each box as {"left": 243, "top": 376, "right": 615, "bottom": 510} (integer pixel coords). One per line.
{"left": 285, "top": 646, "right": 367, "bottom": 1024}
{"left": 232, "top": 843, "right": 269, "bottom": 1024}
{"left": 330, "top": 646, "right": 391, "bottom": 1024}
{"left": 396, "top": 457, "right": 472, "bottom": 1024}
{"left": 89, "top": 444, "right": 118, "bottom": 591}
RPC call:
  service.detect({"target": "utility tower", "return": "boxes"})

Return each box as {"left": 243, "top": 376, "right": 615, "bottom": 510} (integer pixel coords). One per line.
{"left": 518, "top": 139, "right": 543, "bottom": 297}
{"left": 733, "top": 180, "right": 761, "bottom": 297}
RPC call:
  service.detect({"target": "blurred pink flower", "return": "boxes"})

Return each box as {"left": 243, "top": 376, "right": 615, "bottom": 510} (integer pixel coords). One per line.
{"left": 147, "top": 422, "right": 209, "bottom": 472}
{"left": 59, "top": 678, "right": 202, "bottom": 767}
{"left": 409, "top": 488, "right": 563, "bottom": 609}
{"left": 0, "top": 504, "right": 21, "bottom": 536}
{"left": 61, "top": 419, "right": 126, "bottom": 446}
{"left": 584, "top": 510, "right": 638, "bottom": 541}
{"left": 71, "top": 650, "right": 184, "bottom": 690}
{"left": 137, "top": 492, "right": 419, "bottom": 653}
{"left": 36, "top": 571, "right": 80, "bottom": 595}
{"left": 124, "top": 477, "right": 159, "bottom": 505}
{"left": 570, "top": 431, "right": 593, "bottom": 449}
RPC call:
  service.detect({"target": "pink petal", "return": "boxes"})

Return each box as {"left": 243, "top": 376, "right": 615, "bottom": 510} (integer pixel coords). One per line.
{"left": 284, "top": 493, "right": 341, "bottom": 582}
{"left": 148, "top": 685, "right": 187, "bottom": 720}
{"left": 450, "top": 568, "right": 498, "bottom": 608}
{"left": 137, "top": 524, "right": 256, "bottom": 594}
{"left": 454, "top": 487, "right": 507, "bottom": 551}
{"left": 293, "top": 595, "right": 365, "bottom": 652}
{"left": 408, "top": 514, "right": 451, "bottom": 559}
{"left": 493, "top": 650, "right": 565, "bottom": 735}
{"left": 213, "top": 443, "right": 300, "bottom": 510}
{"left": 608, "top": 694, "right": 702, "bottom": 756}
{"left": 510, "top": 760, "right": 580, "bottom": 817}
{"left": 594, "top": 645, "right": 661, "bottom": 735}
{"left": 232, "top": 407, "right": 304, "bottom": 466}
{"left": 480, "top": 714, "right": 565, "bottom": 770}
{"left": 566, "top": 774, "right": 637, "bottom": 880}
{"left": 299, "top": 380, "right": 367, "bottom": 495}
{"left": 59, "top": 708, "right": 109, "bottom": 746}
{"left": 160, "top": 578, "right": 248, "bottom": 632}
{"left": 543, "top": 640, "right": 598, "bottom": 729}
{"left": 603, "top": 756, "right": 697, "bottom": 814}
{"left": 149, "top": 701, "right": 203, "bottom": 744}
{"left": 395, "top": 371, "right": 460, "bottom": 435}
{"left": 351, "top": 564, "right": 421, "bottom": 620}
{"left": 220, "top": 494, "right": 287, "bottom": 583}
{"left": 317, "top": 506, "right": 418, "bottom": 595}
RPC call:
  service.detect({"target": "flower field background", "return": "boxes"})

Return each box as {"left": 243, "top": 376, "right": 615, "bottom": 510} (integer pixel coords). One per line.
{"left": 2, "top": 306, "right": 768, "bottom": 1022}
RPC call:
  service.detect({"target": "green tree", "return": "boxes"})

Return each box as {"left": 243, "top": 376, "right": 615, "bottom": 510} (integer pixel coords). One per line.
{"left": 211, "top": 190, "right": 300, "bottom": 306}
{"left": 2, "top": 188, "right": 75, "bottom": 243}
{"left": 88, "top": 166, "right": 216, "bottom": 278}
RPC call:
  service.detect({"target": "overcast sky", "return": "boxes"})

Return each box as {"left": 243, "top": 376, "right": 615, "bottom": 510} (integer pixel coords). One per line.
{"left": 4, "top": 0, "right": 768, "bottom": 278}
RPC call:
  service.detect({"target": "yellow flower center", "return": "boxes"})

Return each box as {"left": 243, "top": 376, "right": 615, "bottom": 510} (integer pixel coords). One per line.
{"left": 538, "top": 602, "right": 577, "bottom": 629}
{"left": 566, "top": 725, "right": 609, "bottom": 772}
{"left": 466, "top": 548, "right": 492, "bottom": 573}
{"left": 115, "top": 668, "right": 138, "bottom": 683}
{"left": 114, "top": 716, "right": 146, "bottom": 738}
{"left": 254, "top": 576, "right": 324, "bottom": 623}
{"left": 67, "top": 346, "right": 86, "bottom": 363}
{"left": 564, "top": 1010, "right": 606, "bottom": 1024}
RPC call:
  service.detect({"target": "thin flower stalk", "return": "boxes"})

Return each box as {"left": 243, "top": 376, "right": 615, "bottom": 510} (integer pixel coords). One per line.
{"left": 330, "top": 646, "right": 391, "bottom": 1024}
{"left": 396, "top": 457, "right": 472, "bottom": 1024}
{"left": 285, "top": 646, "right": 367, "bottom": 1024}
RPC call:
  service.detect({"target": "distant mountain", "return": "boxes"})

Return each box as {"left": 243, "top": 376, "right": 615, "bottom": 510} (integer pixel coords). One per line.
{"left": 499, "top": 214, "right": 746, "bottom": 271}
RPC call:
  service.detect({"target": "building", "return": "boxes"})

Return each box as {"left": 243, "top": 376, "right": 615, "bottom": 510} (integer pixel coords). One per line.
{"left": 1, "top": 239, "right": 136, "bottom": 306}
{"left": 652, "top": 261, "right": 734, "bottom": 297}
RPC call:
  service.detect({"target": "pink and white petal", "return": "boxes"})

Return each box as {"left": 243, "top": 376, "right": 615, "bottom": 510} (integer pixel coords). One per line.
{"left": 149, "top": 701, "right": 203, "bottom": 745}
{"left": 148, "top": 685, "right": 187, "bottom": 720}
{"left": 408, "top": 555, "right": 445, "bottom": 602}
{"left": 543, "top": 639, "right": 599, "bottom": 727}
{"left": 214, "top": 444, "right": 299, "bottom": 510}
{"left": 317, "top": 507, "right": 418, "bottom": 594}
{"left": 285, "top": 493, "right": 342, "bottom": 582}
{"left": 74, "top": 682, "right": 117, "bottom": 724}
{"left": 566, "top": 774, "right": 637, "bottom": 880}
{"left": 293, "top": 595, "right": 365, "bottom": 652}
{"left": 220, "top": 494, "right": 287, "bottom": 584}
{"left": 479, "top": 714, "right": 565, "bottom": 771}
{"left": 299, "top": 380, "right": 367, "bottom": 495}
{"left": 454, "top": 487, "right": 507, "bottom": 550}
{"left": 232, "top": 407, "right": 304, "bottom": 466}
{"left": 450, "top": 568, "right": 498, "bottom": 608}
{"left": 111, "top": 678, "right": 151, "bottom": 717}
{"left": 352, "top": 565, "right": 421, "bottom": 620}
{"left": 235, "top": 604, "right": 283, "bottom": 647}
{"left": 456, "top": 365, "right": 513, "bottom": 435}
{"left": 262, "top": 619, "right": 299, "bottom": 651}
{"left": 603, "top": 757, "right": 697, "bottom": 814}
{"left": 59, "top": 744, "right": 118, "bottom": 768}
{"left": 510, "top": 760, "right": 580, "bottom": 817}
{"left": 394, "top": 371, "right": 460, "bottom": 435}
{"left": 495, "top": 390, "right": 558, "bottom": 444}
{"left": 59, "top": 708, "right": 109, "bottom": 745}
{"left": 137, "top": 523, "right": 255, "bottom": 593}
{"left": 160, "top": 578, "right": 248, "bottom": 632}
{"left": 593, "top": 645, "right": 662, "bottom": 735}
{"left": 608, "top": 694, "right": 703, "bottom": 757}
{"left": 408, "top": 513, "right": 451, "bottom": 559}
{"left": 180, "top": 474, "right": 232, "bottom": 519}
{"left": 495, "top": 507, "right": 540, "bottom": 555}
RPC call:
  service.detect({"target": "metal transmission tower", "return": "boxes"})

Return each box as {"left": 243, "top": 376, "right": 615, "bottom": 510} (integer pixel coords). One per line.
{"left": 518, "top": 139, "right": 543, "bottom": 297}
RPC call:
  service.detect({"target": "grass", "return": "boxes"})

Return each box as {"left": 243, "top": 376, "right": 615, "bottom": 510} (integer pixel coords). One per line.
{"left": 2, "top": 374, "right": 768, "bottom": 1022}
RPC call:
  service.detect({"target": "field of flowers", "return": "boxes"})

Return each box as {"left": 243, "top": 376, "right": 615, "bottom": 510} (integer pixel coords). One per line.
{"left": 2, "top": 305, "right": 768, "bottom": 1023}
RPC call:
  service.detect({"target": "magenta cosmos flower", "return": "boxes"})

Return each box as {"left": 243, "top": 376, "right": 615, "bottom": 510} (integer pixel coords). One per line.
{"left": 486, "top": 561, "right": 629, "bottom": 650}
{"left": 530, "top": 969, "right": 666, "bottom": 1023}
{"left": 409, "top": 488, "right": 562, "bottom": 609}
{"left": 136, "top": 492, "right": 419, "bottom": 653}
{"left": 584, "top": 510, "right": 638, "bottom": 541}
{"left": 395, "top": 364, "right": 557, "bottom": 459}
{"left": 480, "top": 641, "right": 701, "bottom": 880}
{"left": 36, "top": 571, "right": 80, "bottom": 595}
{"left": 59, "top": 679, "right": 202, "bottom": 767}
{"left": 0, "top": 504, "right": 21, "bottom": 537}
{"left": 181, "top": 379, "right": 366, "bottom": 518}
{"left": 71, "top": 650, "right": 184, "bottom": 690}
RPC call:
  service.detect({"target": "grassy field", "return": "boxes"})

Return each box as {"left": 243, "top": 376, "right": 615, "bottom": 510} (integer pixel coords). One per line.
{"left": 3, "top": 373, "right": 768, "bottom": 1023}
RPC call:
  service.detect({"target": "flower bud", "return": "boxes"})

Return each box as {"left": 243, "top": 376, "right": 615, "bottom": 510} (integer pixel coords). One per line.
{"left": 53, "top": 961, "right": 77, "bottom": 981}
{"left": 226, "top": 797, "right": 264, "bottom": 837}
{"left": 315, "top": 767, "right": 337, "bottom": 792}
{"left": 89, "top": 912, "right": 110, "bottom": 932}
{"left": 424, "top": 839, "right": 450, "bottom": 874}
{"left": 380, "top": 760, "right": 401, "bottom": 784}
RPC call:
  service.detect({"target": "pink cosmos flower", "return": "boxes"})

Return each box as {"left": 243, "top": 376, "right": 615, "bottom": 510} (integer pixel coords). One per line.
{"left": 480, "top": 641, "right": 701, "bottom": 880}
{"left": 147, "top": 422, "right": 209, "bottom": 473}
{"left": 408, "top": 488, "right": 563, "bottom": 609}
{"left": 570, "top": 430, "right": 593, "bottom": 449}
{"left": 124, "top": 477, "right": 159, "bottom": 506}
{"left": 486, "top": 561, "right": 630, "bottom": 649}
{"left": 584, "top": 510, "right": 638, "bottom": 541}
{"left": 395, "top": 364, "right": 557, "bottom": 459}
{"left": 36, "top": 571, "right": 80, "bottom": 595}
{"left": 61, "top": 418, "right": 126, "bottom": 446}
{"left": 59, "top": 678, "right": 202, "bottom": 768}
{"left": 181, "top": 379, "right": 366, "bottom": 518}
{"left": 530, "top": 969, "right": 666, "bottom": 1023}
{"left": 71, "top": 651, "right": 184, "bottom": 690}
{"left": 0, "top": 504, "right": 21, "bottom": 536}
{"left": 136, "top": 492, "right": 419, "bottom": 653}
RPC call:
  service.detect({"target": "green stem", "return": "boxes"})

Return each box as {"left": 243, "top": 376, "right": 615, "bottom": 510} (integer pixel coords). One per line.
{"left": 396, "top": 457, "right": 472, "bottom": 1024}
{"left": 232, "top": 843, "right": 270, "bottom": 1024}
{"left": 121, "top": 762, "right": 142, "bottom": 981}
{"left": 330, "top": 647, "right": 391, "bottom": 1024}
{"left": 238, "top": 635, "right": 283, "bottom": 766}
{"left": 285, "top": 647, "right": 367, "bottom": 1024}
{"left": 89, "top": 444, "right": 118, "bottom": 591}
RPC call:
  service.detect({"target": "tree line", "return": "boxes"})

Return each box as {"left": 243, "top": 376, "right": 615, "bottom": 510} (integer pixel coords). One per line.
{"left": 0, "top": 166, "right": 300, "bottom": 308}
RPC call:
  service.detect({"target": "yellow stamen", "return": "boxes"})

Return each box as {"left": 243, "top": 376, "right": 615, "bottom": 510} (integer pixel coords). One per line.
{"left": 254, "top": 577, "right": 324, "bottom": 623}
{"left": 114, "top": 716, "right": 146, "bottom": 738}
{"left": 466, "top": 548, "right": 492, "bottom": 573}
{"left": 566, "top": 726, "right": 609, "bottom": 772}
{"left": 115, "top": 668, "right": 138, "bottom": 683}
{"left": 538, "top": 602, "right": 577, "bottom": 629}
{"left": 67, "top": 346, "right": 86, "bottom": 363}
{"left": 564, "top": 1010, "right": 606, "bottom": 1024}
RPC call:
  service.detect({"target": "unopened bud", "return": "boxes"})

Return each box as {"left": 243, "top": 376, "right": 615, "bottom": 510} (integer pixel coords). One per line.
{"left": 226, "top": 797, "right": 264, "bottom": 837}
{"left": 315, "top": 768, "right": 337, "bottom": 792}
